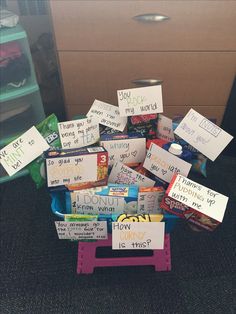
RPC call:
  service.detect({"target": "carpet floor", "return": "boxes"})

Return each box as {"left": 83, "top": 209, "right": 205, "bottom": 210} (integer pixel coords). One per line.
{"left": 0, "top": 155, "right": 235, "bottom": 314}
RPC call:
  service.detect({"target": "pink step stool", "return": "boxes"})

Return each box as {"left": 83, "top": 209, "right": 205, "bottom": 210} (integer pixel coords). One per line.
{"left": 77, "top": 233, "right": 171, "bottom": 274}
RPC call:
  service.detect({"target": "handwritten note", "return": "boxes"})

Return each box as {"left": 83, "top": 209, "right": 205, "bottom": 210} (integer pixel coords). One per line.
{"left": 55, "top": 221, "right": 107, "bottom": 240}
{"left": 143, "top": 143, "right": 192, "bottom": 183}
{"left": 117, "top": 85, "right": 163, "bottom": 117}
{"left": 112, "top": 222, "right": 165, "bottom": 249}
{"left": 174, "top": 109, "right": 234, "bottom": 161}
{"left": 58, "top": 117, "right": 100, "bottom": 149}
{"left": 108, "top": 161, "right": 155, "bottom": 187}
{"left": 168, "top": 174, "right": 229, "bottom": 222}
{"left": 0, "top": 126, "right": 49, "bottom": 176}
{"left": 138, "top": 190, "right": 165, "bottom": 214}
{"left": 46, "top": 154, "right": 97, "bottom": 187}
{"left": 100, "top": 137, "right": 146, "bottom": 166}
{"left": 157, "top": 114, "right": 175, "bottom": 142}
{"left": 71, "top": 191, "right": 124, "bottom": 215}
{"left": 87, "top": 99, "right": 127, "bottom": 132}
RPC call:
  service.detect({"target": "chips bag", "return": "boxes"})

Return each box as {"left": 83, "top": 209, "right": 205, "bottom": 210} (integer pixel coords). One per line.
{"left": 27, "top": 114, "right": 61, "bottom": 188}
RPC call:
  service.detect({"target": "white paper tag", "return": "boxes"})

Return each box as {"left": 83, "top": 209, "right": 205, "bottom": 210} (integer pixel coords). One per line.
{"left": 100, "top": 137, "right": 146, "bottom": 166}
{"left": 168, "top": 174, "right": 229, "bottom": 222}
{"left": 55, "top": 221, "right": 108, "bottom": 240}
{"left": 108, "top": 161, "right": 155, "bottom": 187}
{"left": 138, "top": 190, "right": 165, "bottom": 214}
{"left": 0, "top": 126, "right": 49, "bottom": 176}
{"left": 174, "top": 109, "right": 234, "bottom": 161}
{"left": 46, "top": 154, "right": 97, "bottom": 187}
{"left": 87, "top": 99, "right": 127, "bottom": 131}
{"left": 143, "top": 143, "right": 192, "bottom": 183}
{"left": 112, "top": 222, "right": 165, "bottom": 250}
{"left": 71, "top": 191, "right": 125, "bottom": 215}
{"left": 117, "top": 85, "right": 163, "bottom": 117}
{"left": 157, "top": 114, "right": 175, "bottom": 142}
{"left": 58, "top": 117, "right": 100, "bottom": 149}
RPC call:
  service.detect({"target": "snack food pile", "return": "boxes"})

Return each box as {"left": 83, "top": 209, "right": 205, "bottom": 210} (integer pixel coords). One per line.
{"left": 0, "top": 88, "right": 233, "bottom": 245}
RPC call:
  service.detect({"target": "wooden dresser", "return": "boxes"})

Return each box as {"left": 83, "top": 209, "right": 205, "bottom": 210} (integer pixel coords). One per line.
{"left": 49, "top": 0, "right": 236, "bottom": 125}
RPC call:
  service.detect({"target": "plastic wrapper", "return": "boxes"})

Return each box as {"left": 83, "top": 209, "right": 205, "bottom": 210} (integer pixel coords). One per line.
{"left": 127, "top": 114, "right": 158, "bottom": 139}
{"left": 27, "top": 114, "right": 61, "bottom": 188}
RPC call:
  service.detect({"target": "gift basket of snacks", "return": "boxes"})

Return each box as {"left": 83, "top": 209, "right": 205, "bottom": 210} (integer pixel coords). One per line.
{"left": 0, "top": 86, "right": 233, "bottom": 274}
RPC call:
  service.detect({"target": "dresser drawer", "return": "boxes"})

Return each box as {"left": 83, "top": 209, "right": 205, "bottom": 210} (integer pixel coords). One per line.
{"left": 66, "top": 104, "right": 225, "bottom": 125}
{"left": 50, "top": 1, "right": 236, "bottom": 51}
{"left": 58, "top": 51, "right": 236, "bottom": 109}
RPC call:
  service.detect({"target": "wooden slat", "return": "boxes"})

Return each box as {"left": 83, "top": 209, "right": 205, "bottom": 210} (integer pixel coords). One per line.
{"left": 50, "top": 1, "right": 236, "bottom": 51}
{"left": 58, "top": 51, "right": 236, "bottom": 110}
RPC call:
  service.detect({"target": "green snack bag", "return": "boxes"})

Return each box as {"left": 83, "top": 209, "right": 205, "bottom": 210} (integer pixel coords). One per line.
{"left": 64, "top": 214, "right": 98, "bottom": 242}
{"left": 27, "top": 114, "right": 61, "bottom": 188}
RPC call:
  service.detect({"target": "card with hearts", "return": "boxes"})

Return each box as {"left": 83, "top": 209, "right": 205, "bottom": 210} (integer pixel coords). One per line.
{"left": 100, "top": 134, "right": 146, "bottom": 166}
{"left": 143, "top": 143, "right": 192, "bottom": 183}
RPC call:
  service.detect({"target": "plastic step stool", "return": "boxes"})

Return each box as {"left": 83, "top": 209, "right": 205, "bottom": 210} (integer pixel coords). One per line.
{"left": 77, "top": 234, "right": 171, "bottom": 274}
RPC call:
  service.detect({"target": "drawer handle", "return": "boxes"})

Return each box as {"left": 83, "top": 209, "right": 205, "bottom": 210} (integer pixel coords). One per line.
{"left": 133, "top": 13, "right": 169, "bottom": 23}
{"left": 132, "top": 79, "right": 163, "bottom": 86}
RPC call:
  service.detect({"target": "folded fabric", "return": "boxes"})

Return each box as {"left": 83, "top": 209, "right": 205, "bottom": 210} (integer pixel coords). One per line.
{"left": 0, "top": 54, "right": 31, "bottom": 88}
{"left": 0, "top": 41, "right": 22, "bottom": 66}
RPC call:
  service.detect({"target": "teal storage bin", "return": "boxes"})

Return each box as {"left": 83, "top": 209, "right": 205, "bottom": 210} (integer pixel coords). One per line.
{"left": 50, "top": 191, "right": 179, "bottom": 234}
{"left": 0, "top": 24, "right": 45, "bottom": 184}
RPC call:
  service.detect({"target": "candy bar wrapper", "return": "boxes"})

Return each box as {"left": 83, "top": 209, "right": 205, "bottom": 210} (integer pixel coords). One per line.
{"left": 127, "top": 114, "right": 158, "bottom": 139}
{"left": 147, "top": 138, "right": 169, "bottom": 150}
{"left": 99, "top": 124, "right": 123, "bottom": 135}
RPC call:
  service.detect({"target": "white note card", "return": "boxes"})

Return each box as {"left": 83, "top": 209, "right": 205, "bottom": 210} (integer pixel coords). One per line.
{"left": 46, "top": 154, "right": 97, "bottom": 187}
{"left": 55, "top": 221, "right": 108, "bottom": 240}
{"left": 174, "top": 108, "right": 234, "bottom": 161}
{"left": 168, "top": 174, "right": 229, "bottom": 222}
{"left": 87, "top": 99, "right": 127, "bottom": 131}
{"left": 112, "top": 222, "right": 165, "bottom": 250}
{"left": 157, "top": 114, "right": 175, "bottom": 142}
{"left": 58, "top": 117, "right": 100, "bottom": 149}
{"left": 117, "top": 85, "right": 163, "bottom": 117}
{"left": 0, "top": 126, "right": 49, "bottom": 176}
{"left": 143, "top": 143, "right": 192, "bottom": 183}
{"left": 108, "top": 161, "right": 155, "bottom": 187}
{"left": 100, "top": 137, "right": 146, "bottom": 166}
{"left": 71, "top": 191, "right": 125, "bottom": 215}
{"left": 138, "top": 190, "right": 165, "bottom": 214}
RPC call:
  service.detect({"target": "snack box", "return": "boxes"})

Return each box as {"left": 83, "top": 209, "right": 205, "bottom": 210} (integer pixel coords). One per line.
{"left": 96, "top": 184, "right": 139, "bottom": 214}
{"left": 44, "top": 146, "right": 108, "bottom": 192}
{"left": 100, "top": 133, "right": 146, "bottom": 166}
{"left": 138, "top": 186, "right": 165, "bottom": 214}
{"left": 160, "top": 194, "right": 220, "bottom": 231}
{"left": 66, "top": 186, "right": 125, "bottom": 216}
